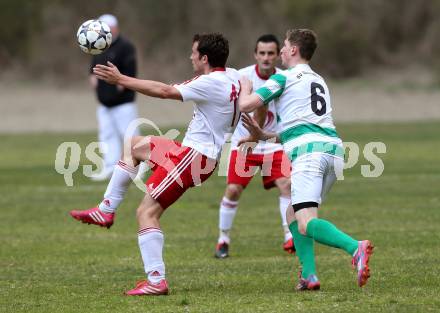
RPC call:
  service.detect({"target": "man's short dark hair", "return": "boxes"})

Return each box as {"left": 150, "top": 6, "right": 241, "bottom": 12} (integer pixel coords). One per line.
{"left": 286, "top": 29, "right": 317, "bottom": 61}
{"left": 255, "top": 34, "right": 280, "bottom": 54}
{"left": 193, "top": 33, "right": 229, "bottom": 68}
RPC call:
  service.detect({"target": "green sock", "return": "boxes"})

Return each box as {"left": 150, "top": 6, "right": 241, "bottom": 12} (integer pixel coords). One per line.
{"left": 306, "top": 218, "right": 358, "bottom": 255}
{"left": 289, "top": 221, "right": 316, "bottom": 279}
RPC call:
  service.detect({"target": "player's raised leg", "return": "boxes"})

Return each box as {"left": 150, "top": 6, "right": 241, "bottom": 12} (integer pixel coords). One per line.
{"left": 70, "top": 135, "right": 152, "bottom": 228}
{"left": 125, "top": 193, "right": 169, "bottom": 296}
{"left": 215, "top": 184, "right": 243, "bottom": 258}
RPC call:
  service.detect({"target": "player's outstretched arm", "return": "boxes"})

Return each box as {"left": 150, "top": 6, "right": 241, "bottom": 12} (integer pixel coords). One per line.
{"left": 93, "top": 61, "right": 182, "bottom": 100}
{"left": 238, "top": 76, "right": 264, "bottom": 112}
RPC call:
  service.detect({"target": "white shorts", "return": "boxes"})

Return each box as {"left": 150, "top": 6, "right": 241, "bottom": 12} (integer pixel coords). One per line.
{"left": 290, "top": 153, "right": 344, "bottom": 210}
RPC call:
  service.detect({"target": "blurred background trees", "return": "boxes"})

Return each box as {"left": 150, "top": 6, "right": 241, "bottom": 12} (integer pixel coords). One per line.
{"left": 1, "top": 0, "right": 439, "bottom": 82}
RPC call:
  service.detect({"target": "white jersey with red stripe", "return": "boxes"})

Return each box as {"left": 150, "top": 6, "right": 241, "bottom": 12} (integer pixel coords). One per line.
{"left": 174, "top": 67, "right": 241, "bottom": 160}
{"left": 230, "top": 64, "right": 283, "bottom": 154}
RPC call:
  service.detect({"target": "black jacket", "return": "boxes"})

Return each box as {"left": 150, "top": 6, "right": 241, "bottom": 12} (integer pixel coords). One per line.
{"left": 90, "top": 35, "right": 137, "bottom": 107}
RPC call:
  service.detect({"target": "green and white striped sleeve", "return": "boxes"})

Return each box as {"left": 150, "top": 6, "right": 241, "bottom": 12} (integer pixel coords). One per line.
{"left": 255, "top": 73, "right": 286, "bottom": 105}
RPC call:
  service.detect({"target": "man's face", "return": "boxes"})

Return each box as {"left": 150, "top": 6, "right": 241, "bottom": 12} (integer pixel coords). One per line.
{"left": 254, "top": 41, "right": 279, "bottom": 72}
{"left": 280, "top": 39, "right": 294, "bottom": 67}
{"left": 190, "top": 41, "right": 205, "bottom": 74}
{"left": 110, "top": 26, "right": 119, "bottom": 38}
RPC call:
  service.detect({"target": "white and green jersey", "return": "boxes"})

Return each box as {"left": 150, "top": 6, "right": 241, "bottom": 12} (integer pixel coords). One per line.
{"left": 255, "top": 64, "right": 343, "bottom": 161}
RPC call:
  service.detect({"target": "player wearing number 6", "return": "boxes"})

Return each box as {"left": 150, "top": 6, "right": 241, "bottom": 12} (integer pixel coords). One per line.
{"left": 70, "top": 33, "right": 241, "bottom": 295}
{"left": 238, "top": 29, "right": 373, "bottom": 290}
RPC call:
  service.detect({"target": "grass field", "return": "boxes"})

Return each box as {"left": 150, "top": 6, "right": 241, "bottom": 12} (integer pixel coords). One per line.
{"left": 1, "top": 122, "right": 440, "bottom": 312}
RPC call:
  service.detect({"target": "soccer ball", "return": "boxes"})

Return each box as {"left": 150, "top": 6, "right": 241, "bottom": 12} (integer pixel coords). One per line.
{"left": 76, "top": 19, "right": 112, "bottom": 55}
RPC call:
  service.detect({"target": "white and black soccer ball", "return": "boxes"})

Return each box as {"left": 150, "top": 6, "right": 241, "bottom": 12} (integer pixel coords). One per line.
{"left": 76, "top": 19, "right": 112, "bottom": 55}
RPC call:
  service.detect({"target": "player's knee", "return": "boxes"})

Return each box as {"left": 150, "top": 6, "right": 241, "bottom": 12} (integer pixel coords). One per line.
{"left": 297, "top": 220, "right": 308, "bottom": 235}
{"left": 121, "top": 136, "right": 137, "bottom": 158}
{"left": 132, "top": 135, "right": 150, "bottom": 156}
{"left": 136, "top": 203, "right": 159, "bottom": 223}
{"left": 225, "top": 184, "right": 243, "bottom": 201}
{"left": 122, "top": 136, "right": 150, "bottom": 162}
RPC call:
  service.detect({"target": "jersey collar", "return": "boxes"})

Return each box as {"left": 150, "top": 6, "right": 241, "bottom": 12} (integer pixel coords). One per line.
{"left": 288, "top": 63, "right": 311, "bottom": 71}
{"left": 255, "top": 64, "right": 276, "bottom": 80}
{"left": 210, "top": 67, "right": 226, "bottom": 72}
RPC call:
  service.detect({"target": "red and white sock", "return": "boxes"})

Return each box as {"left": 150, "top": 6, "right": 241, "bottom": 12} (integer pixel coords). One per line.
{"left": 279, "top": 196, "right": 292, "bottom": 241}
{"left": 138, "top": 227, "right": 165, "bottom": 284}
{"left": 98, "top": 160, "right": 138, "bottom": 213}
{"left": 218, "top": 197, "right": 238, "bottom": 244}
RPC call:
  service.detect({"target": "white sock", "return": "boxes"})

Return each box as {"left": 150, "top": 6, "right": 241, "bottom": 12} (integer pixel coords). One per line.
{"left": 279, "top": 196, "right": 292, "bottom": 241}
{"left": 98, "top": 160, "right": 138, "bottom": 213}
{"left": 284, "top": 228, "right": 293, "bottom": 242}
{"left": 138, "top": 228, "right": 165, "bottom": 284}
{"left": 219, "top": 230, "right": 230, "bottom": 245}
{"left": 218, "top": 197, "right": 238, "bottom": 244}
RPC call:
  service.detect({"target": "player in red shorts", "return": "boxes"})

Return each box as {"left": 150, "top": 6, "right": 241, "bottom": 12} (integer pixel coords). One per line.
{"left": 215, "top": 35, "right": 294, "bottom": 259}
{"left": 70, "top": 33, "right": 241, "bottom": 296}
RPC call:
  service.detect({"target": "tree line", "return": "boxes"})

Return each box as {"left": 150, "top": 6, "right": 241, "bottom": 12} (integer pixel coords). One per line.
{"left": 1, "top": 0, "right": 439, "bottom": 82}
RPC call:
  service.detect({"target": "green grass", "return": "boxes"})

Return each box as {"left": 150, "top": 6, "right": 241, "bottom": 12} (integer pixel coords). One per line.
{"left": 1, "top": 122, "right": 440, "bottom": 312}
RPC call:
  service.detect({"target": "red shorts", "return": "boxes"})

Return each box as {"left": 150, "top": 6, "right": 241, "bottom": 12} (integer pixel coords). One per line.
{"left": 227, "top": 149, "right": 290, "bottom": 189}
{"left": 145, "top": 136, "right": 217, "bottom": 209}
